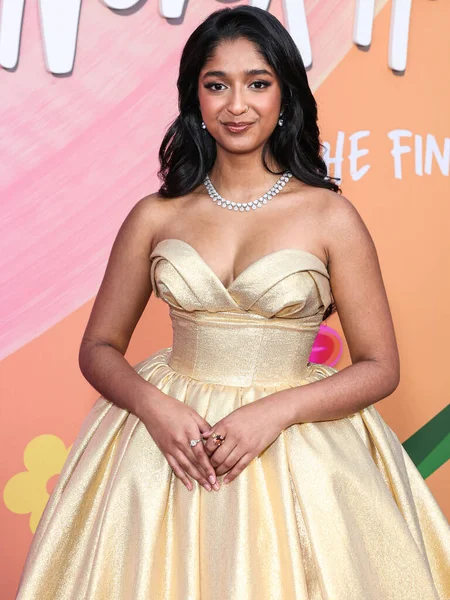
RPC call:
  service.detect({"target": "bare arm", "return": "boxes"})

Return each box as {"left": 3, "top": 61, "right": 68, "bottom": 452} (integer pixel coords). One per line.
{"left": 78, "top": 195, "right": 219, "bottom": 491}
{"left": 273, "top": 192, "right": 400, "bottom": 426}
{"left": 78, "top": 194, "right": 161, "bottom": 420}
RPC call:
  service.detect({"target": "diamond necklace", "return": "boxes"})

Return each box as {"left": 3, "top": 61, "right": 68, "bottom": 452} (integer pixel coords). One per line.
{"left": 203, "top": 170, "right": 293, "bottom": 212}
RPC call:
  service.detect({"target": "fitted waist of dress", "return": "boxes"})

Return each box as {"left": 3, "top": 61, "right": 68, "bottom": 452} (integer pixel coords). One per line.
{"left": 167, "top": 306, "right": 320, "bottom": 387}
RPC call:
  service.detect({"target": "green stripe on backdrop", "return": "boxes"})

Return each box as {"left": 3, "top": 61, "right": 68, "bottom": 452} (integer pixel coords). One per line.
{"left": 403, "top": 404, "right": 450, "bottom": 478}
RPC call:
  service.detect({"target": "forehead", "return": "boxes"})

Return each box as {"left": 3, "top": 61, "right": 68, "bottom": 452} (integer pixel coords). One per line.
{"left": 201, "top": 38, "right": 271, "bottom": 72}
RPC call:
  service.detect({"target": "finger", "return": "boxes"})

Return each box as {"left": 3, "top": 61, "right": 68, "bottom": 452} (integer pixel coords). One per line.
{"left": 201, "top": 422, "right": 224, "bottom": 440}
{"left": 222, "top": 453, "right": 252, "bottom": 484}
{"left": 191, "top": 412, "right": 214, "bottom": 437}
{"left": 190, "top": 441, "right": 219, "bottom": 487}
{"left": 165, "top": 454, "right": 193, "bottom": 491}
{"left": 204, "top": 440, "right": 221, "bottom": 458}
{"left": 184, "top": 431, "right": 217, "bottom": 478}
{"left": 185, "top": 445, "right": 209, "bottom": 478}
{"left": 204, "top": 432, "right": 231, "bottom": 458}
{"left": 209, "top": 439, "right": 238, "bottom": 470}
{"left": 199, "top": 423, "right": 214, "bottom": 436}
{"left": 215, "top": 444, "right": 244, "bottom": 477}
{"left": 175, "top": 450, "right": 213, "bottom": 492}
{"left": 203, "top": 438, "right": 217, "bottom": 457}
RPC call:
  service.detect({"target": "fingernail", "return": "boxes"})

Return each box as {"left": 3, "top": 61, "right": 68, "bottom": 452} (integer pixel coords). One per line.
{"left": 213, "top": 482, "right": 220, "bottom": 491}
{"left": 204, "top": 483, "right": 212, "bottom": 491}
{"left": 223, "top": 478, "right": 230, "bottom": 484}
{"left": 208, "top": 475, "right": 216, "bottom": 485}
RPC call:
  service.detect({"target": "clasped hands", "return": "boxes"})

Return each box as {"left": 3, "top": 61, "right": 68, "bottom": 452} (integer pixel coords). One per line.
{"left": 200, "top": 396, "right": 287, "bottom": 485}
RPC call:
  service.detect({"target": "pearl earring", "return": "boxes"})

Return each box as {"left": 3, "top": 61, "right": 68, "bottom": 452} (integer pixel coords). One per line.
{"left": 201, "top": 121, "right": 206, "bottom": 129}
{"left": 278, "top": 112, "right": 284, "bottom": 127}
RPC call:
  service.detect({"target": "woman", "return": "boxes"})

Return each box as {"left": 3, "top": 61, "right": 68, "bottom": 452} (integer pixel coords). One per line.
{"left": 16, "top": 6, "right": 450, "bottom": 599}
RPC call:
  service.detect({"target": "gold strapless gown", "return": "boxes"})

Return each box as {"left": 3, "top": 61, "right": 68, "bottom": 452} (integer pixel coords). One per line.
{"left": 17, "top": 239, "right": 450, "bottom": 599}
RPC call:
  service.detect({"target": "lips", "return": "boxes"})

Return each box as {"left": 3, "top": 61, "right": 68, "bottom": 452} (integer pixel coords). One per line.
{"left": 222, "top": 122, "right": 255, "bottom": 132}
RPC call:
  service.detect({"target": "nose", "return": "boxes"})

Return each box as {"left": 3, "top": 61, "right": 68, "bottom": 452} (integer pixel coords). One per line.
{"left": 226, "top": 88, "right": 248, "bottom": 116}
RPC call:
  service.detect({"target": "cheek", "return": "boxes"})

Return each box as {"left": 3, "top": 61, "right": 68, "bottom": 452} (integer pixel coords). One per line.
{"left": 198, "top": 94, "right": 221, "bottom": 117}
{"left": 259, "top": 91, "right": 281, "bottom": 114}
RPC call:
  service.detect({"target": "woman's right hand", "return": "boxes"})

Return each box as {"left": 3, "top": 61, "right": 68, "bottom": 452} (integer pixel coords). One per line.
{"left": 139, "top": 388, "right": 220, "bottom": 492}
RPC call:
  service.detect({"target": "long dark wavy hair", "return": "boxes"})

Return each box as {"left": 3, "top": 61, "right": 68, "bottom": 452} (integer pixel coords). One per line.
{"left": 157, "top": 5, "right": 339, "bottom": 320}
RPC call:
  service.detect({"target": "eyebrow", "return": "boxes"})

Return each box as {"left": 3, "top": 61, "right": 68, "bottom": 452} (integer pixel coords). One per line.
{"left": 202, "top": 69, "right": 274, "bottom": 79}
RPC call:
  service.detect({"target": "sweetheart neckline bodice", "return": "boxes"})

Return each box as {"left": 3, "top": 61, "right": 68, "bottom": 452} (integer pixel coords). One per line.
{"left": 149, "top": 238, "right": 332, "bottom": 384}
{"left": 150, "top": 238, "right": 329, "bottom": 293}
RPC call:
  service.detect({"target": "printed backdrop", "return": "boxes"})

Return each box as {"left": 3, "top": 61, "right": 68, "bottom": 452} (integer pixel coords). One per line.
{"left": 1, "top": 1, "right": 449, "bottom": 596}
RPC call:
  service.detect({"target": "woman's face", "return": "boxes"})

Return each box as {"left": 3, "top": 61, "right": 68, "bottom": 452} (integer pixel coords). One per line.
{"left": 197, "top": 37, "right": 283, "bottom": 153}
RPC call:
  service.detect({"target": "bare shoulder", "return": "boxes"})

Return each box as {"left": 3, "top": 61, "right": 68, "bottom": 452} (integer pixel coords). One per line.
{"left": 317, "top": 189, "right": 376, "bottom": 269}
{"left": 117, "top": 191, "right": 175, "bottom": 247}
{"left": 319, "top": 189, "right": 366, "bottom": 231}
{"left": 125, "top": 191, "right": 170, "bottom": 227}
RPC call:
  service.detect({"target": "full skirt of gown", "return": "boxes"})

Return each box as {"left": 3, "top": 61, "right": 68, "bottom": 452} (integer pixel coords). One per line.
{"left": 16, "top": 239, "right": 450, "bottom": 599}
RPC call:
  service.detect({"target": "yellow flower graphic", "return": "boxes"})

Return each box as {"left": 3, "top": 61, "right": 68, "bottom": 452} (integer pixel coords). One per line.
{"left": 3, "top": 434, "right": 72, "bottom": 533}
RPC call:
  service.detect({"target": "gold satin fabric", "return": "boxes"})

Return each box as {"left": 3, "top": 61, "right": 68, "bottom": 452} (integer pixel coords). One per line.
{"left": 17, "top": 238, "right": 450, "bottom": 599}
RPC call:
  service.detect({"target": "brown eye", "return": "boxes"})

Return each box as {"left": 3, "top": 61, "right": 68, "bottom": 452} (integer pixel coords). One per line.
{"left": 204, "top": 83, "right": 226, "bottom": 91}
{"left": 250, "top": 80, "right": 271, "bottom": 89}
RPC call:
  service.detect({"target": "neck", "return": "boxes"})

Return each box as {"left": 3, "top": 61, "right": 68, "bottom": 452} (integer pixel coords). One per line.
{"left": 207, "top": 150, "right": 286, "bottom": 204}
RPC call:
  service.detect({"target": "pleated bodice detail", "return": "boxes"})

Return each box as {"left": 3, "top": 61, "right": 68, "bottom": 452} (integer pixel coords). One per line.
{"left": 149, "top": 238, "right": 332, "bottom": 386}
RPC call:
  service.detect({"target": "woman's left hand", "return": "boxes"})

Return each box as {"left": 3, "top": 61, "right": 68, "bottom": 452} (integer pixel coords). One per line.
{"left": 201, "top": 396, "right": 288, "bottom": 484}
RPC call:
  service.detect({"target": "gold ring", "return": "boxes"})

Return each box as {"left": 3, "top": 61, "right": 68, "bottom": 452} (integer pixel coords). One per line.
{"left": 211, "top": 432, "right": 225, "bottom": 446}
